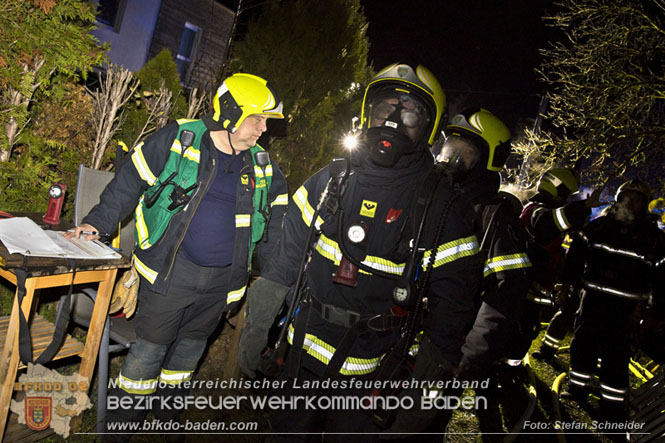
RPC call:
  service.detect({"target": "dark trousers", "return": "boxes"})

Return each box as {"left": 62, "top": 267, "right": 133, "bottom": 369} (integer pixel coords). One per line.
{"left": 268, "top": 357, "right": 382, "bottom": 442}
{"left": 569, "top": 293, "right": 634, "bottom": 407}
{"left": 541, "top": 293, "right": 579, "bottom": 351}
{"left": 105, "top": 253, "right": 230, "bottom": 430}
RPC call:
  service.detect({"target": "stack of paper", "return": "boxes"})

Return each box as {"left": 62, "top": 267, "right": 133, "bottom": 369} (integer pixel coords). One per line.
{"left": 0, "top": 217, "right": 121, "bottom": 260}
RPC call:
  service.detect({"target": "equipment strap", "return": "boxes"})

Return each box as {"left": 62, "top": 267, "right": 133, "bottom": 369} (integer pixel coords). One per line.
{"left": 15, "top": 258, "right": 77, "bottom": 365}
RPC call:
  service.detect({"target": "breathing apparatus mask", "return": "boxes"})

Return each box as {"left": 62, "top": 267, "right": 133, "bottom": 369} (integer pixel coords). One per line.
{"left": 363, "top": 93, "right": 430, "bottom": 167}
{"left": 435, "top": 134, "right": 484, "bottom": 183}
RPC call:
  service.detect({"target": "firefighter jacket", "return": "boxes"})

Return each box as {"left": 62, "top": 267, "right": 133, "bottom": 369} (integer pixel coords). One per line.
{"left": 562, "top": 213, "right": 665, "bottom": 320}
{"left": 83, "top": 119, "right": 288, "bottom": 306}
{"left": 458, "top": 177, "right": 532, "bottom": 377}
{"left": 262, "top": 152, "right": 481, "bottom": 377}
{"left": 521, "top": 198, "right": 591, "bottom": 303}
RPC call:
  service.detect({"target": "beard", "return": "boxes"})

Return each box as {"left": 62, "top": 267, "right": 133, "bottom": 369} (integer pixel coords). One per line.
{"left": 611, "top": 201, "right": 637, "bottom": 224}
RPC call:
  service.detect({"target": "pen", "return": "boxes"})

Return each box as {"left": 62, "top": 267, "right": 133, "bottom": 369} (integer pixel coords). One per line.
{"left": 67, "top": 229, "right": 99, "bottom": 235}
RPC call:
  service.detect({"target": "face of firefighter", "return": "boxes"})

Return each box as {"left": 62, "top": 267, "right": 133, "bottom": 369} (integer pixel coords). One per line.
{"left": 369, "top": 95, "right": 426, "bottom": 142}
{"left": 436, "top": 135, "right": 481, "bottom": 182}
{"left": 612, "top": 190, "right": 647, "bottom": 224}
{"left": 228, "top": 114, "right": 268, "bottom": 151}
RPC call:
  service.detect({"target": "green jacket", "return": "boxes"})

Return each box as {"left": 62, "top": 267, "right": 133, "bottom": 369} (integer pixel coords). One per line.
{"left": 83, "top": 119, "right": 289, "bottom": 307}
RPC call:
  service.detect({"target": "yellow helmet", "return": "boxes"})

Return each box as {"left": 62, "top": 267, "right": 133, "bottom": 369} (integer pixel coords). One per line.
{"left": 615, "top": 179, "right": 651, "bottom": 204}
{"left": 537, "top": 168, "right": 579, "bottom": 202}
{"left": 361, "top": 63, "right": 446, "bottom": 146}
{"left": 211, "top": 73, "right": 283, "bottom": 133}
{"left": 443, "top": 108, "right": 511, "bottom": 172}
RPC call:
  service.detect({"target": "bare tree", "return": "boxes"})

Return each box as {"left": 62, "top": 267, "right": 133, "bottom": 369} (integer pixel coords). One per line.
{"left": 130, "top": 81, "right": 175, "bottom": 149}
{"left": 532, "top": 0, "right": 665, "bottom": 189}
{"left": 186, "top": 87, "right": 208, "bottom": 119}
{"left": 87, "top": 65, "right": 139, "bottom": 170}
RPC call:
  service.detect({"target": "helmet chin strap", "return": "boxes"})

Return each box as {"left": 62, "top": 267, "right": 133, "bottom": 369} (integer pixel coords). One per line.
{"left": 225, "top": 131, "right": 238, "bottom": 173}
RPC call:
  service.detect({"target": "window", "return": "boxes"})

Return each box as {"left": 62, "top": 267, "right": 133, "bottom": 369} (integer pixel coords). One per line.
{"left": 96, "top": 0, "right": 127, "bottom": 33}
{"left": 176, "top": 22, "right": 202, "bottom": 84}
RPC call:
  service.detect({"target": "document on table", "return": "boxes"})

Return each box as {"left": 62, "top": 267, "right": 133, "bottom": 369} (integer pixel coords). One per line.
{"left": 0, "top": 217, "right": 121, "bottom": 259}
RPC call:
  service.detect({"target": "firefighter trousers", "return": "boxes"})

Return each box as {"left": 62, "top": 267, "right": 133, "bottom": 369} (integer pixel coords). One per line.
{"left": 569, "top": 295, "right": 632, "bottom": 410}
{"left": 104, "top": 253, "right": 230, "bottom": 433}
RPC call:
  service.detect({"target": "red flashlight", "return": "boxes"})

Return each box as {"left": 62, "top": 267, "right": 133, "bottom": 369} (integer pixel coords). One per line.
{"left": 43, "top": 183, "right": 66, "bottom": 225}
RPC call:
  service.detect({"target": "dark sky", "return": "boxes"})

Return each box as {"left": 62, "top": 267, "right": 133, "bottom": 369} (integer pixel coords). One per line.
{"left": 361, "top": 0, "right": 557, "bottom": 132}
{"left": 220, "top": 0, "right": 557, "bottom": 132}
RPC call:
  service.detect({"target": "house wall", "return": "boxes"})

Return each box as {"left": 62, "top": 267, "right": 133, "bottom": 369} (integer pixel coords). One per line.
{"left": 92, "top": 0, "right": 162, "bottom": 72}
{"left": 148, "top": 0, "right": 235, "bottom": 93}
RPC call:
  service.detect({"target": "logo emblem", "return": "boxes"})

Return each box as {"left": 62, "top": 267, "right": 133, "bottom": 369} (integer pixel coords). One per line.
{"left": 385, "top": 208, "right": 403, "bottom": 224}
{"left": 241, "top": 175, "right": 249, "bottom": 185}
{"left": 359, "top": 200, "right": 377, "bottom": 218}
{"left": 25, "top": 397, "right": 52, "bottom": 431}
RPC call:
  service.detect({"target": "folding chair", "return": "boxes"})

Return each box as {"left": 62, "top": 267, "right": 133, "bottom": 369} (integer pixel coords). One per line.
{"left": 70, "top": 164, "right": 137, "bottom": 432}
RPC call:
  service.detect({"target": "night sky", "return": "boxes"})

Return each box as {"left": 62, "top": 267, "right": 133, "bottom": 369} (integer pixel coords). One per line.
{"left": 221, "top": 0, "right": 557, "bottom": 133}
{"left": 361, "top": 0, "right": 557, "bottom": 132}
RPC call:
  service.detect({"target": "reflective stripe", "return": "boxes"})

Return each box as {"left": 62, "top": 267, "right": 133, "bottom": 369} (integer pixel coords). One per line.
{"left": 600, "top": 392, "right": 625, "bottom": 402}
{"left": 570, "top": 369, "right": 593, "bottom": 386}
{"left": 588, "top": 242, "right": 648, "bottom": 261}
{"left": 159, "top": 369, "right": 193, "bottom": 385}
{"left": 531, "top": 297, "right": 553, "bottom": 305}
{"left": 315, "top": 234, "right": 405, "bottom": 276}
{"left": 293, "top": 186, "right": 324, "bottom": 229}
{"left": 543, "top": 334, "right": 561, "bottom": 349}
{"left": 570, "top": 370, "right": 592, "bottom": 379}
{"left": 134, "top": 255, "right": 158, "bottom": 284}
{"left": 422, "top": 235, "right": 479, "bottom": 269}
{"left": 271, "top": 193, "right": 289, "bottom": 207}
{"left": 131, "top": 142, "right": 158, "bottom": 185}
{"left": 569, "top": 369, "right": 593, "bottom": 387}
{"left": 656, "top": 257, "right": 665, "bottom": 268}
{"left": 118, "top": 373, "right": 157, "bottom": 395}
{"left": 254, "top": 164, "right": 273, "bottom": 178}
{"left": 135, "top": 200, "right": 151, "bottom": 249}
{"left": 600, "top": 383, "right": 627, "bottom": 394}
{"left": 235, "top": 214, "right": 251, "bottom": 228}
{"left": 544, "top": 334, "right": 561, "bottom": 344}
{"left": 287, "top": 324, "right": 381, "bottom": 375}
{"left": 553, "top": 207, "right": 571, "bottom": 231}
{"left": 483, "top": 253, "right": 531, "bottom": 277}
{"left": 227, "top": 286, "right": 247, "bottom": 304}
{"left": 582, "top": 279, "right": 650, "bottom": 300}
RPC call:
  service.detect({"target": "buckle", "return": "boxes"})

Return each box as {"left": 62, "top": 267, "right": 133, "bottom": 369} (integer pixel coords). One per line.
{"left": 321, "top": 304, "right": 360, "bottom": 328}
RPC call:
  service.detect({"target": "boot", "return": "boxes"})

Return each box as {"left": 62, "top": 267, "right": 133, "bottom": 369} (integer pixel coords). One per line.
{"left": 532, "top": 345, "right": 556, "bottom": 363}
{"left": 559, "top": 383, "right": 589, "bottom": 404}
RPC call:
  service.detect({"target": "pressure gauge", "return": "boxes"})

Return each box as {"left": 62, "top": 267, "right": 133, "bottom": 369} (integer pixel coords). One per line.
{"left": 347, "top": 223, "right": 368, "bottom": 244}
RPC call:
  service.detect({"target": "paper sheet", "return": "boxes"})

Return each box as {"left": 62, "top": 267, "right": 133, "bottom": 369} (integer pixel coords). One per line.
{"left": 0, "top": 217, "right": 121, "bottom": 259}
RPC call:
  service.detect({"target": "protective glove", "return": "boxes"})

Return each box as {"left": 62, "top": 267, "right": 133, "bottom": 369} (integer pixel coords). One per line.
{"left": 584, "top": 187, "right": 604, "bottom": 208}
{"left": 238, "top": 277, "right": 290, "bottom": 378}
{"left": 381, "top": 335, "right": 456, "bottom": 437}
{"left": 109, "top": 266, "right": 139, "bottom": 318}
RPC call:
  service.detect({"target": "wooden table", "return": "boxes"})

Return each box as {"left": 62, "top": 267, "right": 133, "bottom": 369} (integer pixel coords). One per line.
{"left": 0, "top": 226, "right": 130, "bottom": 439}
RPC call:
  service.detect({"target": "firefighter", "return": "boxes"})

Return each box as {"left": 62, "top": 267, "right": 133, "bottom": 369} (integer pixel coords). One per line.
{"left": 560, "top": 179, "right": 665, "bottom": 420}
{"left": 512, "top": 168, "right": 601, "bottom": 361}
{"left": 238, "top": 63, "right": 481, "bottom": 436}
{"left": 433, "top": 108, "right": 532, "bottom": 380}
{"left": 66, "top": 73, "right": 288, "bottom": 434}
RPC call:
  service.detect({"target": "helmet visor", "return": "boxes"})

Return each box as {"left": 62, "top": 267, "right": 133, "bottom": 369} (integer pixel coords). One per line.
{"left": 436, "top": 135, "right": 481, "bottom": 175}
{"left": 368, "top": 94, "right": 429, "bottom": 142}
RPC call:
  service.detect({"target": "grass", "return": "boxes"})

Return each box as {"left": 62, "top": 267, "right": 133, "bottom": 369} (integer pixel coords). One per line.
{"left": 12, "top": 319, "right": 659, "bottom": 442}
